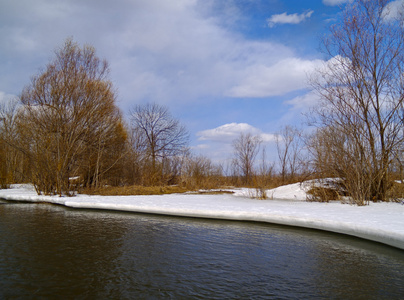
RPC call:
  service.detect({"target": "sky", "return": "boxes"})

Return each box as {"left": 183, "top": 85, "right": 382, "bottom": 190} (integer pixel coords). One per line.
{"left": 1, "top": 0, "right": 402, "bottom": 164}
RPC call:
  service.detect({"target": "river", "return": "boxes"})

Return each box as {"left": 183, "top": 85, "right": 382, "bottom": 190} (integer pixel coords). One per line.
{"left": 1, "top": 201, "right": 403, "bottom": 299}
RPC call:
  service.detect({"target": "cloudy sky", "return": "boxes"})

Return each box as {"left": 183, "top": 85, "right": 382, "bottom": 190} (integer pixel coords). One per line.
{"left": 1, "top": 0, "right": 400, "bottom": 163}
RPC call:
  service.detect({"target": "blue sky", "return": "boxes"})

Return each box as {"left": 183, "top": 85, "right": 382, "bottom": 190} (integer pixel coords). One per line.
{"left": 0, "top": 0, "right": 400, "bottom": 164}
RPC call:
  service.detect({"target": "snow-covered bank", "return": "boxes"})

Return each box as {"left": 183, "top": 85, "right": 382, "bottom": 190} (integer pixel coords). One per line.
{"left": 1, "top": 184, "right": 404, "bottom": 250}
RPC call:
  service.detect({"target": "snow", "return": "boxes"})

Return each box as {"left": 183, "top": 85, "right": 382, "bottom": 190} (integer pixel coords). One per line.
{"left": 1, "top": 183, "right": 404, "bottom": 250}
{"left": 233, "top": 181, "right": 310, "bottom": 200}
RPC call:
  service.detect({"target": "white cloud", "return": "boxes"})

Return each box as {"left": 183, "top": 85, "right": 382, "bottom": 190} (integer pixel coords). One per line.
{"left": 195, "top": 122, "right": 277, "bottom": 163}
{"left": 192, "top": 143, "right": 210, "bottom": 150}
{"left": 267, "top": 10, "right": 314, "bottom": 28}
{"left": 197, "top": 123, "right": 275, "bottom": 143}
{"left": 112, "top": 12, "right": 292, "bottom": 105}
{"left": 322, "top": 0, "right": 350, "bottom": 6}
{"left": 286, "top": 91, "right": 320, "bottom": 109}
{"left": 227, "top": 58, "right": 324, "bottom": 98}
{"left": 0, "top": 0, "right": 316, "bottom": 108}
{"left": 383, "top": 0, "right": 404, "bottom": 21}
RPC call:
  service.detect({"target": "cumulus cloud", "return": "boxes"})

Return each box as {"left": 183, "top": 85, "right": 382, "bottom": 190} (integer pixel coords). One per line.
{"left": 194, "top": 122, "right": 277, "bottom": 163}
{"left": 227, "top": 58, "right": 324, "bottom": 98}
{"left": 197, "top": 123, "right": 275, "bottom": 143}
{"left": 267, "top": 10, "right": 314, "bottom": 28}
{"left": 0, "top": 0, "right": 321, "bottom": 108}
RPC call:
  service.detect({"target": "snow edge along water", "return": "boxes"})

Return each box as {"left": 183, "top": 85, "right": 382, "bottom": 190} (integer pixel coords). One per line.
{"left": 1, "top": 185, "right": 404, "bottom": 250}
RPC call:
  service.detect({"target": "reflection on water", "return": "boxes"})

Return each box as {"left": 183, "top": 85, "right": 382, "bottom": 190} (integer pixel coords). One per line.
{"left": 0, "top": 202, "right": 403, "bottom": 299}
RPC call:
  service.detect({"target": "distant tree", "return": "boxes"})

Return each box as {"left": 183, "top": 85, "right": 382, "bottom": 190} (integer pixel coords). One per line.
{"left": 180, "top": 153, "right": 223, "bottom": 189}
{"left": 257, "top": 146, "right": 275, "bottom": 184}
{"left": 130, "top": 103, "right": 189, "bottom": 185}
{"left": 0, "top": 98, "right": 23, "bottom": 187}
{"left": 275, "top": 125, "right": 303, "bottom": 183}
{"left": 19, "top": 38, "right": 125, "bottom": 195}
{"left": 121, "top": 126, "right": 149, "bottom": 186}
{"left": 232, "top": 132, "right": 262, "bottom": 185}
{"left": 310, "top": 0, "right": 404, "bottom": 203}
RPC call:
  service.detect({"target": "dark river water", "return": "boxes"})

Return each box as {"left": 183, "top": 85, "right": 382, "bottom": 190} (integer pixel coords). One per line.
{"left": 1, "top": 201, "right": 404, "bottom": 299}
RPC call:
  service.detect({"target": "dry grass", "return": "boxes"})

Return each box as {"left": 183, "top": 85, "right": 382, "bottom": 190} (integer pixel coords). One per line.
{"left": 192, "top": 190, "right": 234, "bottom": 195}
{"left": 81, "top": 175, "right": 310, "bottom": 197}
{"left": 82, "top": 185, "right": 192, "bottom": 196}
{"left": 387, "top": 181, "right": 404, "bottom": 202}
{"left": 306, "top": 186, "right": 341, "bottom": 202}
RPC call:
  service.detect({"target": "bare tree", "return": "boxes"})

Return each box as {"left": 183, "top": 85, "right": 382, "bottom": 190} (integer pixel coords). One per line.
{"left": 18, "top": 38, "right": 125, "bottom": 195}
{"left": 275, "top": 125, "right": 303, "bottom": 183}
{"left": 310, "top": 0, "right": 404, "bottom": 203}
{"left": 130, "top": 103, "right": 189, "bottom": 185}
{"left": 258, "top": 146, "right": 275, "bottom": 182}
{"left": 232, "top": 132, "right": 262, "bottom": 185}
{"left": 0, "top": 98, "right": 23, "bottom": 187}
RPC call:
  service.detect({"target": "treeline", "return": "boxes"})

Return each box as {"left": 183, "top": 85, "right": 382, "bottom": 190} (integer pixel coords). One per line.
{"left": 0, "top": 40, "right": 127, "bottom": 195}
{"left": 307, "top": 0, "right": 404, "bottom": 204}
{"left": 0, "top": 39, "right": 308, "bottom": 197}
{"left": 0, "top": 40, "right": 212, "bottom": 195}
{"left": 230, "top": 0, "right": 404, "bottom": 205}
{"left": 1, "top": 1, "right": 404, "bottom": 204}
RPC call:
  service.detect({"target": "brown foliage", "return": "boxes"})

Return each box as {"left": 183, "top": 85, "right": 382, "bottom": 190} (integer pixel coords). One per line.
{"left": 387, "top": 181, "right": 404, "bottom": 202}
{"left": 18, "top": 38, "right": 126, "bottom": 196}
{"left": 0, "top": 99, "right": 28, "bottom": 187}
{"left": 306, "top": 187, "right": 341, "bottom": 203}
{"left": 180, "top": 154, "right": 225, "bottom": 190}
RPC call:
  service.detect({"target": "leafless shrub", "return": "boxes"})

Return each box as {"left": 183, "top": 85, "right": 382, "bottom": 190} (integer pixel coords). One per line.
{"left": 275, "top": 125, "right": 305, "bottom": 184}
{"left": 232, "top": 132, "right": 262, "bottom": 185}
{"left": 180, "top": 154, "right": 224, "bottom": 190}
{"left": 309, "top": 0, "right": 404, "bottom": 204}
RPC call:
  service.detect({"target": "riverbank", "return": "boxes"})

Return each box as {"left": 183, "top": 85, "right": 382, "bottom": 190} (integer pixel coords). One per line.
{"left": 1, "top": 183, "right": 404, "bottom": 250}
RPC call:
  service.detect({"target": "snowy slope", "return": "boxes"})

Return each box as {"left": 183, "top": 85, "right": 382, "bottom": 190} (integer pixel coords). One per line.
{"left": 1, "top": 183, "right": 404, "bottom": 250}
{"left": 233, "top": 181, "right": 309, "bottom": 200}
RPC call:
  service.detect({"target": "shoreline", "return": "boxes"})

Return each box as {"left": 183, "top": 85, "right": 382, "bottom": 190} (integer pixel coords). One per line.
{"left": 1, "top": 186, "right": 404, "bottom": 250}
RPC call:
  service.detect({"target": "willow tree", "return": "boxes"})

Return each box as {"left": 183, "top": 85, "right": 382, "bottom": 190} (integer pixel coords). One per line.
{"left": 19, "top": 39, "right": 125, "bottom": 195}
{"left": 310, "top": 0, "right": 404, "bottom": 203}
